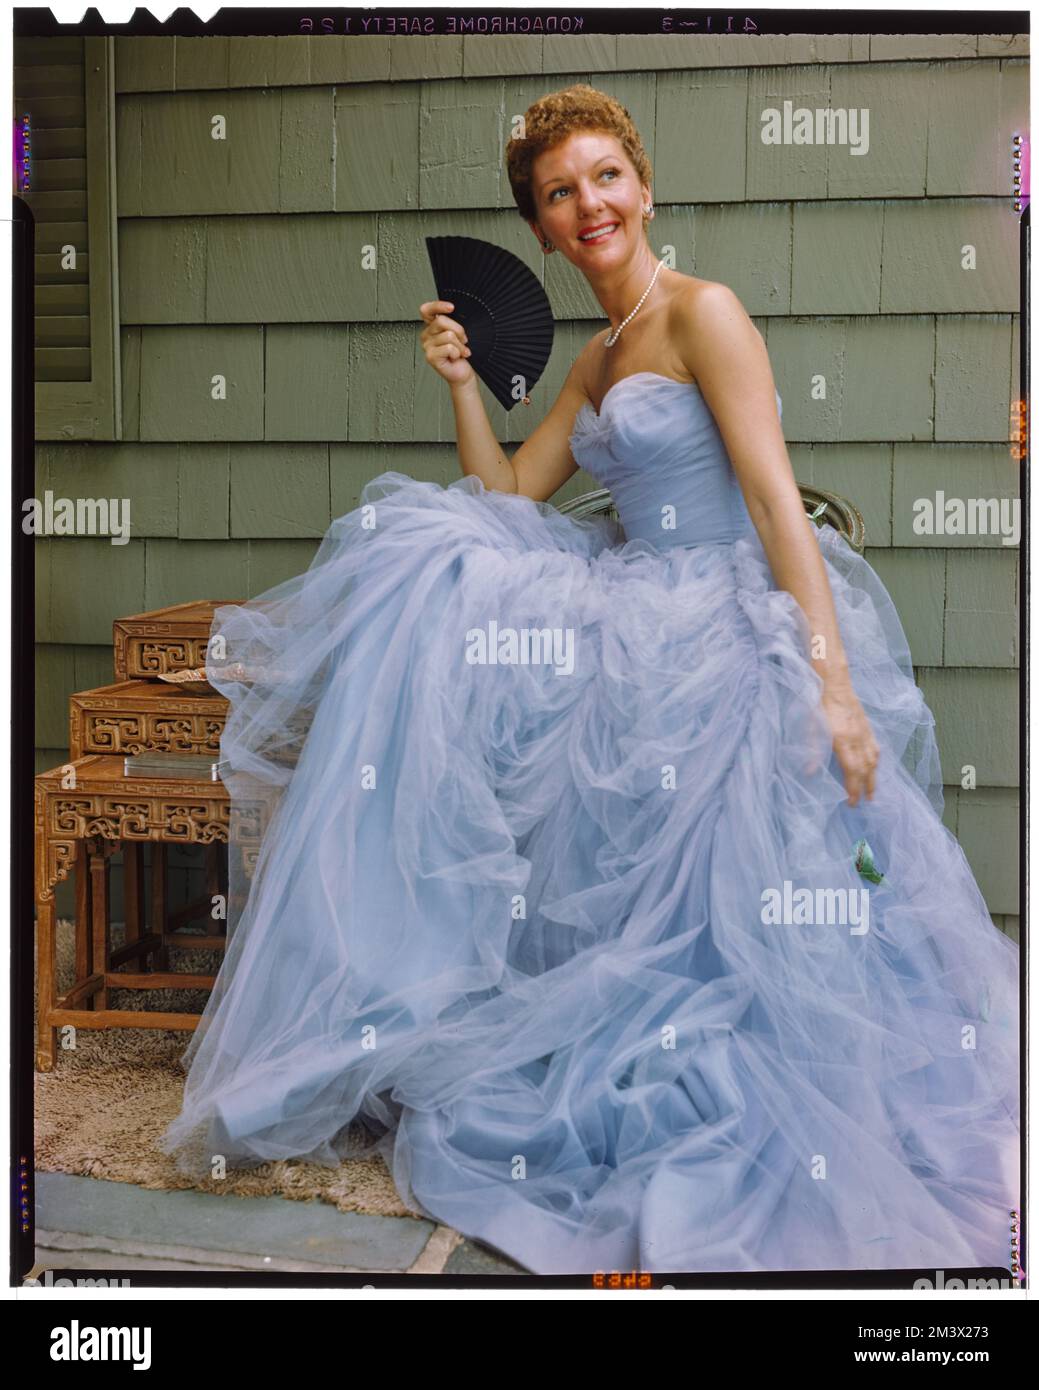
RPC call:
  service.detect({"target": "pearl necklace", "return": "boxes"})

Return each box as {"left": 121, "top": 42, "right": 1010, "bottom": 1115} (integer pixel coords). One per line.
{"left": 604, "top": 259, "right": 665, "bottom": 347}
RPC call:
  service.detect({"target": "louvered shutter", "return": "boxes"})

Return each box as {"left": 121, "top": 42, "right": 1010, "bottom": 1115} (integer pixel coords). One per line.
{"left": 14, "top": 35, "right": 119, "bottom": 440}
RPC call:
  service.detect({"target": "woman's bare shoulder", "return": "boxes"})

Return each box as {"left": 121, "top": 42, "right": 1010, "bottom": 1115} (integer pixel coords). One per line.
{"left": 667, "top": 277, "right": 759, "bottom": 368}
{"left": 667, "top": 274, "right": 745, "bottom": 319}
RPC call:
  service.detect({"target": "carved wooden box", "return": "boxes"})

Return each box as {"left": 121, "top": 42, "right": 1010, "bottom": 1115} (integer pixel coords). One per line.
{"left": 112, "top": 599, "right": 244, "bottom": 682}
{"left": 69, "top": 679, "right": 229, "bottom": 761}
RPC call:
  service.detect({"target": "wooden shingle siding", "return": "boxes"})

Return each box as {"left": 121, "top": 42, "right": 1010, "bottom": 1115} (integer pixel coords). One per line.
{"left": 33, "top": 33, "right": 1025, "bottom": 924}
{"left": 106, "top": 312, "right": 1019, "bottom": 450}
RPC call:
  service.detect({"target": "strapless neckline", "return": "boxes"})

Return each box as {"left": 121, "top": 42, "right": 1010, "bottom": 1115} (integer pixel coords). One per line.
{"left": 578, "top": 370, "right": 700, "bottom": 422}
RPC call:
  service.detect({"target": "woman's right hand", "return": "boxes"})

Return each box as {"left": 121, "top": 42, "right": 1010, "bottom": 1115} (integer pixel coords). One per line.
{"left": 419, "top": 301, "right": 475, "bottom": 387}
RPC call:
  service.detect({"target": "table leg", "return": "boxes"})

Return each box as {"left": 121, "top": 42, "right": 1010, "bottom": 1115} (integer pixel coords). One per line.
{"left": 151, "top": 843, "right": 169, "bottom": 971}
{"left": 35, "top": 889, "right": 57, "bottom": 1072}
{"left": 74, "top": 841, "right": 90, "bottom": 995}
{"left": 123, "top": 841, "right": 143, "bottom": 948}
{"left": 204, "top": 843, "right": 225, "bottom": 939}
{"left": 89, "top": 840, "right": 111, "bottom": 1011}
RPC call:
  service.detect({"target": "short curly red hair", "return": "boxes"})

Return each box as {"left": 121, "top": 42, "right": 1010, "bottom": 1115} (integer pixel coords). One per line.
{"left": 505, "top": 83, "right": 654, "bottom": 226}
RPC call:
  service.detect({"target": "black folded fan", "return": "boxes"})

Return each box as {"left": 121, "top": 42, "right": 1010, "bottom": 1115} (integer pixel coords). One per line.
{"left": 425, "top": 235, "right": 555, "bottom": 411}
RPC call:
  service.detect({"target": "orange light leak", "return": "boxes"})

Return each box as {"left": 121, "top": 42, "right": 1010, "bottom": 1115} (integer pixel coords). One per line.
{"left": 593, "top": 1269, "right": 656, "bottom": 1288}
{"left": 1011, "top": 399, "right": 1027, "bottom": 461}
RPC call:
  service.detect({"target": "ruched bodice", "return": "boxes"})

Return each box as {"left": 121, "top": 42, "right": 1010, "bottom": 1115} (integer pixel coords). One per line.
{"left": 570, "top": 371, "right": 782, "bottom": 548}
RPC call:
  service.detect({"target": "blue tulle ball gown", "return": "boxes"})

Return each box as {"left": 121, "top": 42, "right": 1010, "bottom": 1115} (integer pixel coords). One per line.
{"left": 158, "top": 371, "right": 1020, "bottom": 1277}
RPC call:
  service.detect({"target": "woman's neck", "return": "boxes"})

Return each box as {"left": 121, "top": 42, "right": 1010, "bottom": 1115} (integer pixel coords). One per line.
{"left": 589, "top": 253, "right": 664, "bottom": 330}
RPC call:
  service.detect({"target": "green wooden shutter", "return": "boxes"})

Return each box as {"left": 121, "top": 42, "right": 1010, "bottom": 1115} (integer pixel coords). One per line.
{"left": 14, "top": 35, "right": 120, "bottom": 440}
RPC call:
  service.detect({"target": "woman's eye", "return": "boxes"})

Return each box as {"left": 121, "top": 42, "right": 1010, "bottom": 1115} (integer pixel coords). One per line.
{"left": 550, "top": 168, "right": 620, "bottom": 202}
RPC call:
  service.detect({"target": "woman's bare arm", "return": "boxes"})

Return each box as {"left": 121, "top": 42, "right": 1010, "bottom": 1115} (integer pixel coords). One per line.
{"left": 420, "top": 299, "right": 588, "bottom": 502}
{"left": 419, "top": 300, "right": 517, "bottom": 490}
{"left": 509, "top": 358, "right": 591, "bottom": 501}
{"left": 449, "top": 372, "right": 521, "bottom": 491}
{"left": 672, "top": 283, "right": 880, "bottom": 804}
{"left": 451, "top": 357, "right": 589, "bottom": 501}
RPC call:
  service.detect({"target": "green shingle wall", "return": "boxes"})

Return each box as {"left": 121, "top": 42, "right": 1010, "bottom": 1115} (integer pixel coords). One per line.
{"left": 37, "top": 34, "right": 1024, "bottom": 925}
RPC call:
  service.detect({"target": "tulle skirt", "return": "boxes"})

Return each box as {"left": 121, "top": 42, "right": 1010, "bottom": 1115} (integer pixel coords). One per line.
{"left": 157, "top": 471, "right": 1019, "bottom": 1276}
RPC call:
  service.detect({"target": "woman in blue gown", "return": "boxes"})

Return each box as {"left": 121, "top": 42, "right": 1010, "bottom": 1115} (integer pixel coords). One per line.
{"left": 159, "top": 85, "right": 1019, "bottom": 1277}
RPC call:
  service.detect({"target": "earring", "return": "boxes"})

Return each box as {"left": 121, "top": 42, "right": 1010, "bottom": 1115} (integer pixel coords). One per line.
{"left": 643, "top": 204, "right": 654, "bottom": 218}
{"left": 541, "top": 239, "right": 553, "bottom": 250}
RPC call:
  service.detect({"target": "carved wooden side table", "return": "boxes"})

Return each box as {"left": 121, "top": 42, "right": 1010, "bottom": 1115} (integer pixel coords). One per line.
{"left": 33, "top": 754, "right": 272, "bottom": 1072}
{"left": 68, "top": 679, "right": 230, "bottom": 957}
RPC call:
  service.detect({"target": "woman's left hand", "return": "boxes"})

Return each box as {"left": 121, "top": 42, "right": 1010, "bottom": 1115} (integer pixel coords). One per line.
{"left": 818, "top": 682, "right": 881, "bottom": 807}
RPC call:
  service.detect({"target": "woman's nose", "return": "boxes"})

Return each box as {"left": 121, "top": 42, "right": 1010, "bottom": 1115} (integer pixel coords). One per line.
{"left": 576, "top": 186, "right": 605, "bottom": 217}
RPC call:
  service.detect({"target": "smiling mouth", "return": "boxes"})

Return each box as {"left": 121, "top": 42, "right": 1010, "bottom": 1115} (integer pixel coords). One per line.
{"left": 578, "top": 223, "right": 619, "bottom": 244}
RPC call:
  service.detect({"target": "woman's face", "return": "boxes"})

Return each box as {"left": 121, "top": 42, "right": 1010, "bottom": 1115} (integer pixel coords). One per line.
{"left": 529, "top": 131, "right": 650, "bottom": 269}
